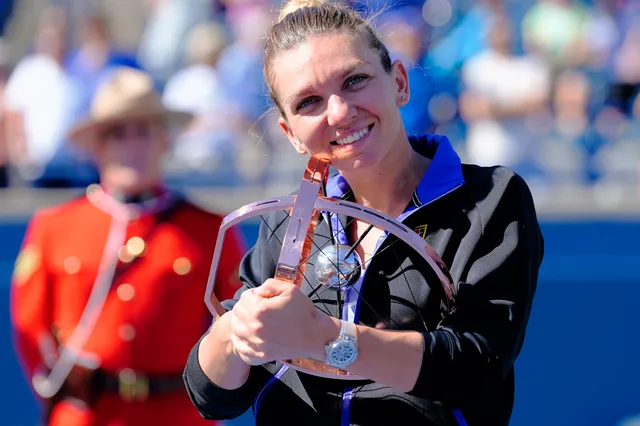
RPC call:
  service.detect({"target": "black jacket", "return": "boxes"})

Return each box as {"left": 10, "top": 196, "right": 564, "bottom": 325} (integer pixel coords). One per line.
{"left": 183, "top": 135, "right": 544, "bottom": 426}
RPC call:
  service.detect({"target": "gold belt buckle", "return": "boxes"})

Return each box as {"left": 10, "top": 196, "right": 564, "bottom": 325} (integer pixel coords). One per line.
{"left": 118, "top": 368, "right": 149, "bottom": 402}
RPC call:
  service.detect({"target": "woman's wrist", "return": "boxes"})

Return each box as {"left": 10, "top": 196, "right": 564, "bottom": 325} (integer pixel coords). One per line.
{"left": 198, "top": 312, "right": 251, "bottom": 390}
{"left": 307, "top": 312, "right": 341, "bottom": 361}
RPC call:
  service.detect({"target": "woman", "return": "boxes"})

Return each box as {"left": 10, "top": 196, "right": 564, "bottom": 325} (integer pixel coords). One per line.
{"left": 183, "top": 1, "right": 544, "bottom": 425}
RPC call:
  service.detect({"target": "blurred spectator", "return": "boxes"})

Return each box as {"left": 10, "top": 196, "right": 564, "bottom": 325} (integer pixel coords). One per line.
{"left": 137, "top": 0, "right": 213, "bottom": 85}
{"left": 3, "top": 5, "right": 97, "bottom": 188}
{"left": 0, "top": 0, "right": 634, "bottom": 191}
{"left": 459, "top": 14, "right": 551, "bottom": 169}
{"left": 581, "top": 0, "right": 618, "bottom": 72}
{"left": 380, "top": 6, "right": 438, "bottom": 136}
{"left": 552, "top": 70, "right": 592, "bottom": 141}
{"left": 521, "top": 0, "right": 590, "bottom": 70}
{"left": 215, "top": 4, "right": 276, "bottom": 182}
{"left": 65, "top": 11, "right": 142, "bottom": 119}
{"left": 609, "top": 24, "right": 640, "bottom": 114}
{"left": 592, "top": 92, "right": 640, "bottom": 184}
{"left": 216, "top": 4, "right": 272, "bottom": 125}
{"left": 535, "top": 68, "right": 608, "bottom": 184}
{"left": 426, "top": 0, "right": 504, "bottom": 75}
{"left": 162, "top": 21, "right": 239, "bottom": 173}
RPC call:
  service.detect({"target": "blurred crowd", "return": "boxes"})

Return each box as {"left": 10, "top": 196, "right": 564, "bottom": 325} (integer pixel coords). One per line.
{"left": 0, "top": 0, "right": 638, "bottom": 192}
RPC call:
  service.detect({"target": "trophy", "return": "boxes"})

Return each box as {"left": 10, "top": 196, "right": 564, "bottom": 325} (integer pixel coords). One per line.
{"left": 205, "top": 156, "right": 457, "bottom": 380}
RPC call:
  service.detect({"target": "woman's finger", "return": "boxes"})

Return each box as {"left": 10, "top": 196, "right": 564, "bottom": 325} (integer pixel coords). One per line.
{"left": 253, "top": 279, "right": 291, "bottom": 298}
{"left": 230, "top": 309, "right": 254, "bottom": 339}
{"left": 232, "top": 304, "right": 268, "bottom": 344}
{"left": 232, "top": 299, "right": 253, "bottom": 323}
{"left": 231, "top": 333, "right": 267, "bottom": 365}
{"left": 230, "top": 317, "right": 268, "bottom": 350}
{"left": 238, "top": 286, "right": 263, "bottom": 307}
{"left": 230, "top": 333, "right": 255, "bottom": 357}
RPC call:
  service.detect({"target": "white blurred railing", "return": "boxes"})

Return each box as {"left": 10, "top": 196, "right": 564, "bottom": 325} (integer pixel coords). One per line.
{"left": 0, "top": 181, "right": 638, "bottom": 221}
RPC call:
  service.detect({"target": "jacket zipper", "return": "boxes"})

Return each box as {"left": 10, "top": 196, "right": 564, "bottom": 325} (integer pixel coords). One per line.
{"left": 340, "top": 182, "right": 465, "bottom": 426}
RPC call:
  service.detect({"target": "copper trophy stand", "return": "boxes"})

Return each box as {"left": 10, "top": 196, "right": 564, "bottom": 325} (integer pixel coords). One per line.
{"left": 204, "top": 156, "right": 456, "bottom": 380}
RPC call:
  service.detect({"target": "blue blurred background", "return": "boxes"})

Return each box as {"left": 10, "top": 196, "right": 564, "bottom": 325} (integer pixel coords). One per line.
{"left": 0, "top": 0, "right": 639, "bottom": 424}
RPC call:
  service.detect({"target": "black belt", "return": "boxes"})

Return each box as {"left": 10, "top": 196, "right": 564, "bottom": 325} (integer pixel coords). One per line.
{"left": 97, "top": 368, "right": 185, "bottom": 402}
{"left": 42, "top": 366, "right": 185, "bottom": 421}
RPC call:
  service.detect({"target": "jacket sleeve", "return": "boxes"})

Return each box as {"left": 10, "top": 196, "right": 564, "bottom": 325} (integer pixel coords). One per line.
{"left": 410, "top": 171, "right": 544, "bottom": 405}
{"left": 184, "top": 210, "right": 288, "bottom": 420}
{"left": 10, "top": 211, "right": 57, "bottom": 393}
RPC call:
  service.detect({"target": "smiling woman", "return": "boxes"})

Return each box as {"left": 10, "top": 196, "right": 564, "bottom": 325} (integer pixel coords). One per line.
{"left": 266, "top": 7, "right": 412, "bottom": 180}
{"left": 273, "top": 31, "right": 413, "bottom": 179}
{"left": 182, "top": 1, "right": 544, "bottom": 425}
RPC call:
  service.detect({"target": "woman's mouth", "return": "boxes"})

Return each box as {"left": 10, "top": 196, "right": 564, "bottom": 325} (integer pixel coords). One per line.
{"left": 330, "top": 124, "right": 374, "bottom": 146}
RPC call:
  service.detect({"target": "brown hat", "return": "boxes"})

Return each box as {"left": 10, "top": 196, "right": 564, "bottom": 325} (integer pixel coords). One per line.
{"left": 67, "top": 67, "right": 192, "bottom": 144}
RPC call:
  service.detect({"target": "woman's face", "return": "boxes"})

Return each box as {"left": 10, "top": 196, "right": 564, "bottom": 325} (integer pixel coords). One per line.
{"left": 272, "top": 31, "right": 409, "bottom": 174}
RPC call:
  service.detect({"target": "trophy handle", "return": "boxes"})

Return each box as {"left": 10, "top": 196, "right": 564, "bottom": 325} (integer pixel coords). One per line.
{"left": 204, "top": 157, "right": 456, "bottom": 380}
{"left": 273, "top": 157, "right": 329, "bottom": 285}
{"left": 204, "top": 195, "right": 298, "bottom": 319}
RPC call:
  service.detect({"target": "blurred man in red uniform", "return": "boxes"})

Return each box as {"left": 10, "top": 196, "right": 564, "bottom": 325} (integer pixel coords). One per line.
{"left": 10, "top": 66, "right": 246, "bottom": 425}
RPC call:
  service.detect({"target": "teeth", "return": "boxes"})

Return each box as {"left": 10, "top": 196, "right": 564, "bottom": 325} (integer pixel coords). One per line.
{"left": 335, "top": 126, "right": 369, "bottom": 145}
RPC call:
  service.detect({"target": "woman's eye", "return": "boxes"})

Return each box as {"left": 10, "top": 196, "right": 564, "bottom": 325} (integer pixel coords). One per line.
{"left": 345, "top": 75, "right": 369, "bottom": 88}
{"left": 297, "top": 97, "right": 318, "bottom": 111}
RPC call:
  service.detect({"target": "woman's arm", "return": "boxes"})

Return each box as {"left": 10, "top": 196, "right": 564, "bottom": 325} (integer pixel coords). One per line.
{"left": 309, "top": 170, "right": 543, "bottom": 404}
{"left": 183, "top": 312, "right": 268, "bottom": 421}
{"left": 183, "top": 324, "right": 265, "bottom": 421}
{"left": 183, "top": 210, "right": 288, "bottom": 420}
{"left": 313, "top": 315, "right": 425, "bottom": 392}
{"left": 197, "top": 313, "right": 251, "bottom": 390}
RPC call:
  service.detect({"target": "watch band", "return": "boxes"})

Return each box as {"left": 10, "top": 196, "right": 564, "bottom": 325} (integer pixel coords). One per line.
{"left": 341, "top": 320, "right": 357, "bottom": 339}
{"left": 325, "top": 320, "right": 359, "bottom": 368}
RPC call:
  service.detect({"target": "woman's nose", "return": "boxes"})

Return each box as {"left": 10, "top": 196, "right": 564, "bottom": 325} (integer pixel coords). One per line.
{"left": 326, "top": 95, "right": 356, "bottom": 128}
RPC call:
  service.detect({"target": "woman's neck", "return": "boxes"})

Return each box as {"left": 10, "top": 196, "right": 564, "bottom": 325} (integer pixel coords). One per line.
{"left": 342, "top": 138, "right": 431, "bottom": 218}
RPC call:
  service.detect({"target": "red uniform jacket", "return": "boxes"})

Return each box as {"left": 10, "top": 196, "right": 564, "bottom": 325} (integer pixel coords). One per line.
{"left": 10, "top": 185, "right": 246, "bottom": 426}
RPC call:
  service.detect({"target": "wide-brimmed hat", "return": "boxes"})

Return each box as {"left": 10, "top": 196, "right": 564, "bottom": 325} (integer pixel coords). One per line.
{"left": 67, "top": 66, "right": 192, "bottom": 144}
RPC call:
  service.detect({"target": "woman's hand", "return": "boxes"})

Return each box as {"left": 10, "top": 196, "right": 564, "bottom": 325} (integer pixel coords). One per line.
{"left": 229, "top": 279, "right": 425, "bottom": 392}
{"left": 230, "top": 279, "right": 338, "bottom": 365}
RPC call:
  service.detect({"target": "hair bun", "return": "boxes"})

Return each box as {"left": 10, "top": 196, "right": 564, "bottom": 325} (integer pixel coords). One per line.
{"left": 278, "top": 0, "right": 334, "bottom": 22}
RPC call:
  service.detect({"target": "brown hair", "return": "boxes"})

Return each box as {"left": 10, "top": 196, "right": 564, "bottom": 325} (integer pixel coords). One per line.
{"left": 264, "top": 0, "right": 392, "bottom": 114}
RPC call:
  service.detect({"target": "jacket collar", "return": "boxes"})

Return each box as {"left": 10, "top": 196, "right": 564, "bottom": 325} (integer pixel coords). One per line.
{"left": 325, "top": 134, "right": 465, "bottom": 216}
{"left": 86, "top": 184, "right": 179, "bottom": 219}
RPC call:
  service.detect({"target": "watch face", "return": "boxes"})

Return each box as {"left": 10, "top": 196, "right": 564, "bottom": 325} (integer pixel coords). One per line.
{"left": 328, "top": 341, "right": 357, "bottom": 366}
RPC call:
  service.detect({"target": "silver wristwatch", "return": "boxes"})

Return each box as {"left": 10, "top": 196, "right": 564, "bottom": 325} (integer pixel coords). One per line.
{"left": 325, "top": 320, "right": 359, "bottom": 369}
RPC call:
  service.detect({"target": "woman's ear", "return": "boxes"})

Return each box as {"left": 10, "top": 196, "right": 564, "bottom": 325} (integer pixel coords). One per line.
{"left": 391, "top": 59, "right": 410, "bottom": 106}
{"left": 278, "top": 117, "right": 308, "bottom": 155}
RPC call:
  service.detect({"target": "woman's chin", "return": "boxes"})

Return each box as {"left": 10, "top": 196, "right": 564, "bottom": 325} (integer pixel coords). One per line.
{"left": 333, "top": 155, "right": 381, "bottom": 177}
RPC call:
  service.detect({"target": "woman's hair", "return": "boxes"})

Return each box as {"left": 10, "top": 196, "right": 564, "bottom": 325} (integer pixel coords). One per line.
{"left": 264, "top": 0, "right": 392, "bottom": 113}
